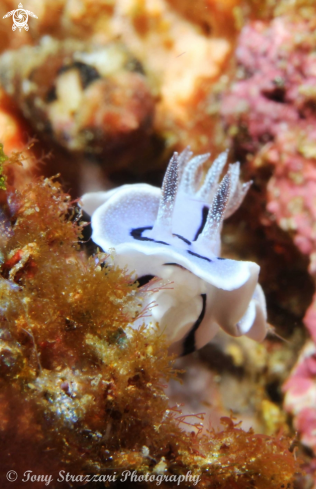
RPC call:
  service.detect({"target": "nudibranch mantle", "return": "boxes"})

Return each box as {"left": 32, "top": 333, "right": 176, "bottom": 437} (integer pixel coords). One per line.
{"left": 82, "top": 149, "right": 267, "bottom": 355}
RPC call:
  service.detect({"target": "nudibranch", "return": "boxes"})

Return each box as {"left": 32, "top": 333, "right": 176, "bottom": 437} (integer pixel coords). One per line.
{"left": 81, "top": 149, "right": 267, "bottom": 355}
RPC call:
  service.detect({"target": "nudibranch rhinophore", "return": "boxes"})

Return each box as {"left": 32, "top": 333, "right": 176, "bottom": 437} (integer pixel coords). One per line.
{"left": 81, "top": 149, "right": 268, "bottom": 356}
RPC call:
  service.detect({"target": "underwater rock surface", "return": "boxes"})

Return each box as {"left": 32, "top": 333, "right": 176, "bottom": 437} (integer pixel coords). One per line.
{"left": 0, "top": 1, "right": 314, "bottom": 487}
{"left": 0, "top": 149, "right": 298, "bottom": 488}
{"left": 221, "top": 12, "right": 316, "bottom": 481}
{"left": 0, "top": 0, "right": 236, "bottom": 196}
{"left": 0, "top": 38, "right": 155, "bottom": 159}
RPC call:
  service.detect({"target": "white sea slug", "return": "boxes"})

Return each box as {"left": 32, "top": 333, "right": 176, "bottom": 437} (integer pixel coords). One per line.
{"left": 81, "top": 149, "right": 267, "bottom": 355}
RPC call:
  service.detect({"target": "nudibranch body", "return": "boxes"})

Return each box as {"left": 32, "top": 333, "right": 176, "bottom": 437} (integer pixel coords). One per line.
{"left": 82, "top": 149, "right": 267, "bottom": 355}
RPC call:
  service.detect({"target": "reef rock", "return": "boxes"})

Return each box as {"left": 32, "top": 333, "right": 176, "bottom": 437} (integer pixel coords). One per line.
{"left": 221, "top": 13, "right": 316, "bottom": 476}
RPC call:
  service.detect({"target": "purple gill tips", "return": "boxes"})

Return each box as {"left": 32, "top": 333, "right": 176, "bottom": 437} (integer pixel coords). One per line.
{"left": 241, "top": 180, "right": 252, "bottom": 197}
{"left": 155, "top": 151, "right": 179, "bottom": 230}
{"left": 197, "top": 150, "right": 228, "bottom": 202}
{"left": 224, "top": 174, "right": 252, "bottom": 219}
{"left": 182, "top": 153, "right": 210, "bottom": 194}
{"left": 228, "top": 162, "right": 240, "bottom": 196}
{"left": 177, "top": 146, "right": 193, "bottom": 179}
{"left": 199, "top": 167, "right": 231, "bottom": 241}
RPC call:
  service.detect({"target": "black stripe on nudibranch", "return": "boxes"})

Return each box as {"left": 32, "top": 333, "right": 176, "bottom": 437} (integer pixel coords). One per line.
{"left": 193, "top": 205, "right": 209, "bottom": 241}
{"left": 181, "top": 294, "right": 207, "bottom": 356}
{"left": 163, "top": 263, "right": 187, "bottom": 269}
{"left": 130, "top": 227, "right": 170, "bottom": 246}
{"left": 80, "top": 210, "right": 93, "bottom": 242}
{"left": 172, "top": 233, "right": 191, "bottom": 245}
{"left": 217, "top": 257, "right": 226, "bottom": 260}
{"left": 131, "top": 226, "right": 152, "bottom": 238}
{"left": 135, "top": 275, "right": 156, "bottom": 287}
{"left": 149, "top": 239, "right": 170, "bottom": 245}
{"left": 187, "top": 250, "right": 212, "bottom": 262}
{"left": 77, "top": 209, "right": 99, "bottom": 256}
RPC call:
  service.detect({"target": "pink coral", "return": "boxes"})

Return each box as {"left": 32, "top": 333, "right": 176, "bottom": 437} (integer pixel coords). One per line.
{"left": 221, "top": 14, "right": 316, "bottom": 467}
{"left": 221, "top": 16, "right": 316, "bottom": 268}
{"left": 283, "top": 341, "right": 316, "bottom": 452}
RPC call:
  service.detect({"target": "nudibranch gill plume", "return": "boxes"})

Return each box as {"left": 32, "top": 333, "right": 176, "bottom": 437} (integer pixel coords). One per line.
{"left": 81, "top": 149, "right": 267, "bottom": 356}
